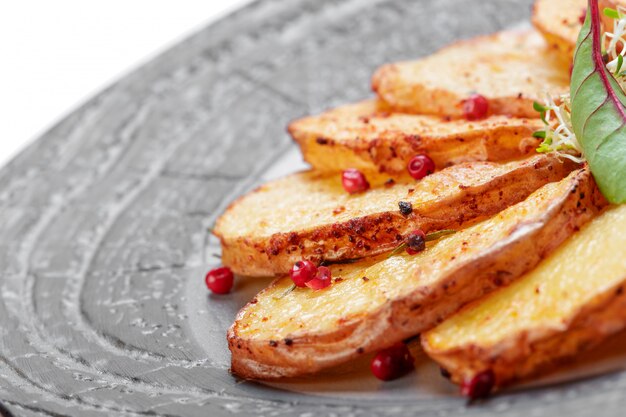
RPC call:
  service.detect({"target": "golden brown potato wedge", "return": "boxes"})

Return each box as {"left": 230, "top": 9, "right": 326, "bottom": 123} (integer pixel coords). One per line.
{"left": 288, "top": 99, "right": 543, "bottom": 175}
{"left": 228, "top": 169, "right": 606, "bottom": 379}
{"left": 422, "top": 204, "right": 626, "bottom": 392}
{"left": 214, "top": 155, "right": 573, "bottom": 277}
{"left": 532, "top": 0, "right": 586, "bottom": 62}
{"left": 372, "top": 30, "right": 570, "bottom": 118}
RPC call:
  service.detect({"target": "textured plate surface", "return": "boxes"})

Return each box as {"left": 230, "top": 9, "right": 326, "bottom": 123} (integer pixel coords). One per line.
{"left": 2, "top": 0, "right": 626, "bottom": 415}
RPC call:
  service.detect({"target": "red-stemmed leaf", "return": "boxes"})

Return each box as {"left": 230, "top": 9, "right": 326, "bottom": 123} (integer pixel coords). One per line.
{"left": 571, "top": 0, "right": 626, "bottom": 203}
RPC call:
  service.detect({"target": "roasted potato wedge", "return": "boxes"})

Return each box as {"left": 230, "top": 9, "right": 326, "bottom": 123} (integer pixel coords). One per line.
{"left": 214, "top": 155, "right": 573, "bottom": 277}
{"left": 372, "top": 30, "right": 570, "bottom": 118}
{"left": 532, "top": 0, "right": 586, "bottom": 62}
{"left": 288, "top": 99, "right": 543, "bottom": 175}
{"left": 422, "top": 204, "right": 626, "bottom": 392}
{"left": 228, "top": 169, "right": 605, "bottom": 379}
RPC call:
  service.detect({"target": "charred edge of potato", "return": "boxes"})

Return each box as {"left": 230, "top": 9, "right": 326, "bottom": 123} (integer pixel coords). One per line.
{"left": 216, "top": 157, "right": 574, "bottom": 277}
{"left": 289, "top": 117, "right": 541, "bottom": 175}
{"left": 228, "top": 169, "right": 606, "bottom": 379}
{"left": 426, "top": 280, "right": 626, "bottom": 391}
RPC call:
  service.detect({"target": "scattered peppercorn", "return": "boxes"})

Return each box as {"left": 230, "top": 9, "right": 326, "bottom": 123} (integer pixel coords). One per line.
{"left": 305, "top": 266, "right": 332, "bottom": 290}
{"left": 342, "top": 169, "right": 370, "bottom": 194}
{"left": 398, "top": 201, "right": 413, "bottom": 216}
{"left": 460, "top": 369, "right": 495, "bottom": 399}
{"left": 406, "top": 230, "right": 426, "bottom": 255}
{"left": 407, "top": 154, "right": 435, "bottom": 180}
{"left": 205, "top": 267, "right": 234, "bottom": 294}
{"left": 384, "top": 178, "right": 396, "bottom": 188}
{"left": 579, "top": 7, "right": 586, "bottom": 24}
{"left": 370, "top": 343, "right": 414, "bottom": 381}
{"left": 290, "top": 260, "right": 318, "bottom": 287}
{"left": 463, "top": 93, "right": 489, "bottom": 120}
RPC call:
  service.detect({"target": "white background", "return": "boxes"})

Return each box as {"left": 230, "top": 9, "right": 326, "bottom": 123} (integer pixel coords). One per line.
{"left": 0, "top": 1, "right": 250, "bottom": 169}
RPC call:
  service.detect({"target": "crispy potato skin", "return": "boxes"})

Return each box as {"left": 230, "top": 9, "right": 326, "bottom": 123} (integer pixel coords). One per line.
{"left": 214, "top": 155, "right": 574, "bottom": 277}
{"left": 423, "top": 194, "right": 626, "bottom": 391}
{"left": 228, "top": 169, "right": 605, "bottom": 379}
{"left": 288, "top": 100, "right": 543, "bottom": 175}
{"left": 532, "top": 0, "right": 586, "bottom": 63}
{"left": 371, "top": 30, "right": 569, "bottom": 118}
{"left": 424, "top": 283, "right": 626, "bottom": 390}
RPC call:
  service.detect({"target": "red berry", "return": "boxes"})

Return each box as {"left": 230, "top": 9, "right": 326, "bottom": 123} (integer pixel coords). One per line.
{"left": 305, "top": 266, "right": 332, "bottom": 290}
{"left": 342, "top": 169, "right": 370, "bottom": 194}
{"left": 370, "top": 343, "right": 414, "bottom": 381}
{"left": 579, "top": 8, "right": 586, "bottom": 24}
{"left": 460, "top": 369, "right": 495, "bottom": 399}
{"left": 205, "top": 267, "right": 234, "bottom": 294}
{"left": 463, "top": 94, "right": 489, "bottom": 120}
{"left": 407, "top": 154, "right": 435, "bottom": 180}
{"left": 290, "top": 260, "right": 318, "bottom": 287}
{"left": 406, "top": 229, "right": 426, "bottom": 255}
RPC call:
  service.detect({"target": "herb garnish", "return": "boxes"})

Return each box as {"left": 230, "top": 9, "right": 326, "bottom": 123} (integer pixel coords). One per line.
{"left": 570, "top": 1, "right": 626, "bottom": 203}
{"left": 533, "top": 1, "right": 626, "bottom": 203}
{"left": 532, "top": 95, "right": 583, "bottom": 162}
{"left": 274, "top": 284, "right": 296, "bottom": 300}
{"left": 387, "top": 229, "right": 457, "bottom": 258}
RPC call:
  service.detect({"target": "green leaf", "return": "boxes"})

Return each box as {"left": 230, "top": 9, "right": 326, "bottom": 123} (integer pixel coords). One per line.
{"left": 532, "top": 130, "right": 547, "bottom": 139}
{"left": 604, "top": 7, "right": 620, "bottom": 19}
{"left": 533, "top": 101, "right": 547, "bottom": 112}
{"left": 570, "top": 0, "right": 626, "bottom": 203}
{"left": 617, "top": 55, "right": 624, "bottom": 75}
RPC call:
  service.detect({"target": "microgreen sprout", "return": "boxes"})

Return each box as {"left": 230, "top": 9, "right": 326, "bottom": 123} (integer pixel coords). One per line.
{"left": 616, "top": 55, "right": 624, "bottom": 75}
{"left": 603, "top": 7, "right": 626, "bottom": 89}
{"left": 604, "top": 7, "right": 621, "bottom": 20}
{"left": 534, "top": 6, "right": 626, "bottom": 163}
{"left": 532, "top": 94, "right": 584, "bottom": 163}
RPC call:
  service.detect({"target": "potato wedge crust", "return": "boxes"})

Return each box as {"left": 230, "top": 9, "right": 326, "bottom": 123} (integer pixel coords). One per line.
{"left": 532, "top": 0, "right": 586, "bottom": 62}
{"left": 371, "top": 30, "right": 569, "bottom": 118}
{"left": 288, "top": 99, "right": 543, "bottom": 175}
{"left": 214, "top": 155, "right": 573, "bottom": 277}
{"left": 228, "top": 169, "right": 606, "bottom": 379}
{"left": 422, "top": 204, "right": 626, "bottom": 391}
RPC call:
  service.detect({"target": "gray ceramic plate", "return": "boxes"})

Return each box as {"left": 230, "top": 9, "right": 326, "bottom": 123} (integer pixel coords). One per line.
{"left": 3, "top": 0, "right": 626, "bottom": 415}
